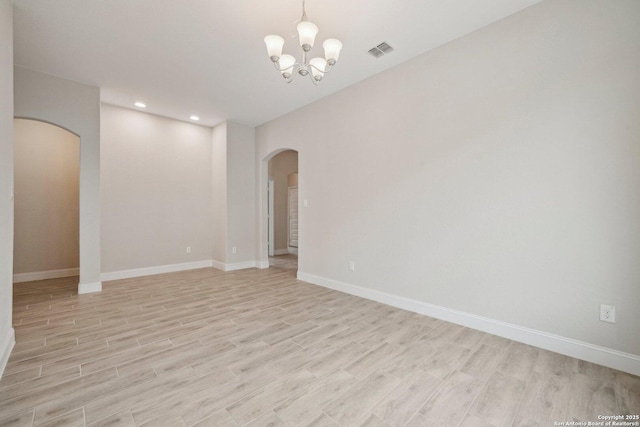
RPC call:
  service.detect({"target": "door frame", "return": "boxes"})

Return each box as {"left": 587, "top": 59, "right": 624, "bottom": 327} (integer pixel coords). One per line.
{"left": 268, "top": 178, "right": 275, "bottom": 257}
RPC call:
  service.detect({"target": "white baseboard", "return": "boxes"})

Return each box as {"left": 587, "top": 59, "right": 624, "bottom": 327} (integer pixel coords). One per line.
{"left": 211, "top": 260, "right": 226, "bottom": 271}
{"left": 78, "top": 281, "right": 102, "bottom": 294}
{"left": 13, "top": 268, "right": 79, "bottom": 283}
{"left": 273, "top": 249, "right": 289, "bottom": 256}
{"left": 0, "top": 327, "right": 15, "bottom": 379}
{"left": 256, "top": 261, "right": 270, "bottom": 269}
{"left": 101, "top": 260, "right": 214, "bottom": 282}
{"left": 226, "top": 261, "right": 258, "bottom": 271}
{"left": 288, "top": 247, "right": 298, "bottom": 256}
{"left": 212, "top": 260, "right": 259, "bottom": 272}
{"left": 297, "top": 272, "right": 640, "bottom": 377}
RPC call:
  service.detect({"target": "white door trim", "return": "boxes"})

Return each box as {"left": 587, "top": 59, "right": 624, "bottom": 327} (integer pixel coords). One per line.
{"left": 268, "top": 179, "right": 275, "bottom": 257}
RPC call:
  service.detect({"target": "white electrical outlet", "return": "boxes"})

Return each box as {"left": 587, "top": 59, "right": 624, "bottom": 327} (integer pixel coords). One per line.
{"left": 600, "top": 304, "right": 616, "bottom": 323}
{"left": 232, "top": 247, "right": 237, "bottom": 254}
{"left": 349, "top": 261, "right": 355, "bottom": 271}
{"left": 186, "top": 246, "right": 191, "bottom": 254}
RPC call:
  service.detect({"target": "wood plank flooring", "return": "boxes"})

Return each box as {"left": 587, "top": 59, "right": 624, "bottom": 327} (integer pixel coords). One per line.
{"left": 268, "top": 255, "right": 298, "bottom": 271}
{"left": 1, "top": 266, "right": 639, "bottom": 426}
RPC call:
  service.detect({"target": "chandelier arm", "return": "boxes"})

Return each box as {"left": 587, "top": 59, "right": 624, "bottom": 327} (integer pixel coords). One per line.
{"left": 272, "top": 61, "right": 303, "bottom": 73}
{"left": 307, "top": 72, "right": 321, "bottom": 86}
{"left": 308, "top": 63, "right": 334, "bottom": 74}
{"left": 285, "top": 63, "right": 302, "bottom": 83}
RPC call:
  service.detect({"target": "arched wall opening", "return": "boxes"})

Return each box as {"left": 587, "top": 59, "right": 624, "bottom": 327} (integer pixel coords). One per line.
{"left": 266, "top": 150, "right": 299, "bottom": 271}
{"left": 258, "top": 148, "right": 300, "bottom": 272}
{"left": 13, "top": 119, "right": 80, "bottom": 283}
{"left": 14, "top": 66, "right": 102, "bottom": 294}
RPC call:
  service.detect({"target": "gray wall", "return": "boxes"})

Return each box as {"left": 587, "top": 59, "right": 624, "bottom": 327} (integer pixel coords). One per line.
{"left": 211, "top": 121, "right": 257, "bottom": 268}
{"left": 211, "top": 122, "right": 228, "bottom": 264}
{"left": 100, "top": 104, "right": 214, "bottom": 274}
{"left": 0, "top": 0, "right": 14, "bottom": 376}
{"left": 226, "top": 122, "right": 256, "bottom": 266}
{"left": 257, "top": 0, "right": 640, "bottom": 360}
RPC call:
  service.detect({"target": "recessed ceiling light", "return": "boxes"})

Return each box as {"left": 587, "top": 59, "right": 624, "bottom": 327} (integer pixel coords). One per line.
{"left": 190, "top": 115, "right": 200, "bottom": 121}
{"left": 134, "top": 102, "right": 146, "bottom": 108}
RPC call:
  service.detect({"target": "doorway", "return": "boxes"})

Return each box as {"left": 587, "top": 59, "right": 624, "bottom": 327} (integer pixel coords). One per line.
{"left": 267, "top": 150, "right": 298, "bottom": 272}
{"left": 13, "top": 119, "right": 80, "bottom": 285}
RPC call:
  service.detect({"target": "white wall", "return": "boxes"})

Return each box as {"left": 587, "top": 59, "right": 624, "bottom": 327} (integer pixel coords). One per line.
{"left": 0, "top": 0, "right": 15, "bottom": 378}
{"left": 101, "top": 104, "right": 214, "bottom": 275}
{"left": 257, "top": 0, "right": 640, "bottom": 372}
{"left": 14, "top": 67, "right": 101, "bottom": 294}
{"left": 13, "top": 119, "right": 79, "bottom": 278}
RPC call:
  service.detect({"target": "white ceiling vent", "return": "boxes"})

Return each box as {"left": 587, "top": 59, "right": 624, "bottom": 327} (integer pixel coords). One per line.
{"left": 368, "top": 42, "right": 394, "bottom": 58}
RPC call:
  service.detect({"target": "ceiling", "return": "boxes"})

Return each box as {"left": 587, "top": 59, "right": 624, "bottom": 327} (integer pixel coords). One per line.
{"left": 12, "top": 0, "right": 542, "bottom": 128}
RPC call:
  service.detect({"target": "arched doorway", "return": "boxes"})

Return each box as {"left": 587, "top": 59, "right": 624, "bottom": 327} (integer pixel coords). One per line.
{"left": 13, "top": 119, "right": 80, "bottom": 285}
{"left": 261, "top": 149, "right": 299, "bottom": 273}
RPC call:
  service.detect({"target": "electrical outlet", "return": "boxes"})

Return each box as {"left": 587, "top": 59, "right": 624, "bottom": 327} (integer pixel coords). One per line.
{"left": 186, "top": 246, "right": 191, "bottom": 254}
{"left": 349, "top": 261, "right": 355, "bottom": 271}
{"left": 232, "top": 247, "right": 237, "bottom": 254}
{"left": 600, "top": 304, "right": 616, "bottom": 323}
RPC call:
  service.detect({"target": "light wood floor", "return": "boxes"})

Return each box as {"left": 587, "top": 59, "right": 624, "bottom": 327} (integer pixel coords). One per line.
{"left": 1, "top": 267, "right": 639, "bottom": 426}
{"left": 268, "top": 255, "right": 298, "bottom": 271}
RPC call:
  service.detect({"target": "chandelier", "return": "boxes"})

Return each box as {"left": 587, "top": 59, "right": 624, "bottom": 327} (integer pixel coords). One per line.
{"left": 264, "top": 0, "right": 343, "bottom": 85}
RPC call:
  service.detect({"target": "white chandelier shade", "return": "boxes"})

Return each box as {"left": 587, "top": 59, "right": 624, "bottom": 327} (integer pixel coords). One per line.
{"left": 323, "top": 39, "right": 342, "bottom": 65}
{"left": 296, "top": 21, "right": 318, "bottom": 49}
{"left": 278, "top": 54, "right": 296, "bottom": 78}
{"left": 264, "top": 35, "right": 284, "bottom": 62}
{"left": 308, "top": 57, "right": 327, "bottom": 80}
{"left": 264, "top": 0, "right": 342, "bottom": 85}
